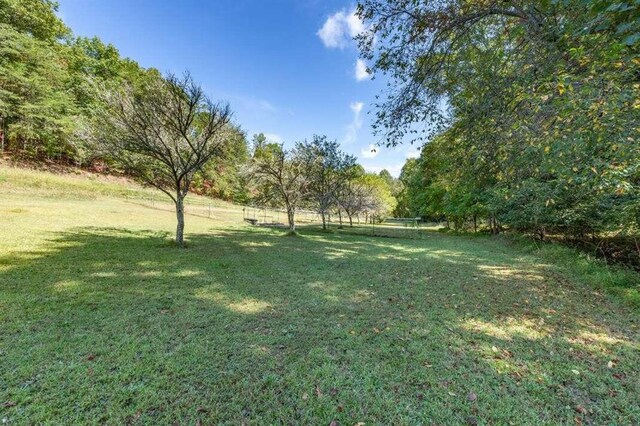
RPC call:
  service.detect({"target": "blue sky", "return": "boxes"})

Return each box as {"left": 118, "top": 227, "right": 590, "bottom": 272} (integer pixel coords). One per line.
{"left": 57, "top": 0, "right": 420, "bottom": 176}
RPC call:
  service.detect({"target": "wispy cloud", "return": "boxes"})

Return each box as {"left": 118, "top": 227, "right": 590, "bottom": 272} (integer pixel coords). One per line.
{"left": 257, "top": 100, "right": 277, "bottom": 113}
{"left": 263, "top": 133, "right": 283, "bottom": 144}
{"left": 344, "top": 101, "right": 364, "bottom": 144}
{"left": 317, "top": 8, "right": 364, "bottom": 49}
{"left": 233, "top": 96, "right": 278, "bottom": 114}
{"left": 360, "top": 144, "right": 379, "bottom": 159}
{"left": 364, "top": 163, "right": 404, "bottom": 178}
{"left": 406, "top": 146, "right": 421, "bottom": 159}
{"left": 354, "top": 59, "right": 371, "bottom": 81}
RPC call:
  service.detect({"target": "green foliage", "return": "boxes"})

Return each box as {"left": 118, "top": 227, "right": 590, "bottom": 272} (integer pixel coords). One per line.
{"left": 193, "top": 125, "right": 250, "bottom": 203}
{"left": 0, "top": 0, "right": 69, "bottom": 41}
{"left": 359, "top": 172, "right": 397, "bottom": 219}
{"left": 0, "top": 22, "right": 77, "bottom": 157}
{"left": 362, "top": 0, "right": 640, "bottom": 241}
{"left": 0, "top": 0, "right": 152, "bottom": 165}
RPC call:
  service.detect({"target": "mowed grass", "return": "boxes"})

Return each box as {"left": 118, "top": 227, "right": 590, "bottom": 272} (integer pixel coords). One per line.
{"left": 1, "top": 166, "right": 639, "bottom": 424}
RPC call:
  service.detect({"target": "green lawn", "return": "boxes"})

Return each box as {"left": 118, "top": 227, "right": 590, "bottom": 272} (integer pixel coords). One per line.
{"left": 1, "top": 166, "right": 639, "bottom": 424}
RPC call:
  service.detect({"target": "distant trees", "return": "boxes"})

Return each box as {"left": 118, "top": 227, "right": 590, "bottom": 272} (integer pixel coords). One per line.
{"left": 337, "top": 171, "right": 383, "bottom": 227}
{"left": 247, "top": 135, "right": 399, "bottom": 232}
{"left": 101, "top": 73, "right": 232, "bottom": 246}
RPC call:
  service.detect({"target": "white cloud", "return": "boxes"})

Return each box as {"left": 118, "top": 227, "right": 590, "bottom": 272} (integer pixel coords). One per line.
{"left": 361, "top": 144, "right": 379, "bottom": 159}
{"left": 317, "top": 9, "right": 364, "bottom": 49}
{"left": 344, "top": 101, "right": 364, "bottom": 144}
{"left": 263, "top": 133, "right": 283, "bottom": 144}
{"left": 406, "top": 146, "right": 421, "bottom": 159}
{"left": 364, "top": 164, "right": 404, "bottom": 178}
{"left": 350, "top": 101, "right": 363, "bottom": 115}
{"left": 355, "top": 59, "right": 371, "bottom": 81}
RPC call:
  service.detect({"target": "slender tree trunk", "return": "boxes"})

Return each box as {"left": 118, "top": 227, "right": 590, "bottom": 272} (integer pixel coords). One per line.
{"left": 175, "top": 195, "right": 185, "bottom": 246}
{"left": 338, "top": 210, "right": 343, "bottom": 229}
{"left": 0, "top": 118, "right": 4, "bottom": 152}
{"left": 321, "top": 210, "right": 327, "bottom": 230}
{"left": 287, "top": 207, "right": 296, "bottom": 233}
{"left": 348, "top": 214, "right": 353, "bottom": 227}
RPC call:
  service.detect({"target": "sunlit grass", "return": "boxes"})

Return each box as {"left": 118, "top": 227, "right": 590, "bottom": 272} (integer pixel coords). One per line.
{"left": 1, "top": 165, "right": 639, "bottom": 424}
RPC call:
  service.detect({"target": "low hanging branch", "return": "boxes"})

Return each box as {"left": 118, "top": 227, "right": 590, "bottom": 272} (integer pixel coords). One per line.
{"left": 100, "top": 72, "right": 232, "bottom": 246}
{"left": 356, "top": 0, "right": 552, "bottom": 146}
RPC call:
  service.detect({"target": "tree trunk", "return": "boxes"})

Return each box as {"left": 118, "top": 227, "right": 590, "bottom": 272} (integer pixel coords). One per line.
{"left": 175, "top": 195, "right": 185, "bottom": 246}
{"left": 287, "top": 207, "right": 296, "bottom": 232}
{"left": 348, "top": 214, "right": 353, "bottom": 227}
{"left": 321, "top": 211, "right": 327, "bottom": 230}
{"left": 338, "top": 210, "right": 343, "bottom": 229}
{"left": 0, "top": 118, "right": 4, "bottom": 152}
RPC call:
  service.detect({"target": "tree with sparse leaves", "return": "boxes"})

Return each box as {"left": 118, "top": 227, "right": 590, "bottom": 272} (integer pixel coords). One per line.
{"left": 100, "top": 73, "right": 232, "bottom": 246}
{"left": 248, "top": 142, "right": 314, "bottom": 233}
{"left": 300, "top": 135, "right": 357, "bottom": 230}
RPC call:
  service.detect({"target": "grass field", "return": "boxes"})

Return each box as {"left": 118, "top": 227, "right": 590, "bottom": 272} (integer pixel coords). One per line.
{"left": 1, "top": 165, "right": 639, "bottom": 424}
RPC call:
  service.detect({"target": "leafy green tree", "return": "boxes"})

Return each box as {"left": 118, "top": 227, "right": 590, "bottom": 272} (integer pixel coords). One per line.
{"left": 358, "top": 0, "right": 639, "bottom": 240}
{"left": 378, "top": 168, "right": 403, "bottom": 198}
{"left": 0, "top": 0, "right": 69, "bottom": 41}
{"left": 0, "top": 22, "right": 77, "bottom": 157}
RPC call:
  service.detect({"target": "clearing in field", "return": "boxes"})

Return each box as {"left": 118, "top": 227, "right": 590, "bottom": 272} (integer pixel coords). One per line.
{"left": 1, "top": 168, "right": 639, "bottom": 424}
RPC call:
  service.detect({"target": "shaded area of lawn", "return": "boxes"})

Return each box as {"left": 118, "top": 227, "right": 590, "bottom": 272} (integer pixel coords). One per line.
{"left": 1, "top": 227, "right": 639, "bottom": 424}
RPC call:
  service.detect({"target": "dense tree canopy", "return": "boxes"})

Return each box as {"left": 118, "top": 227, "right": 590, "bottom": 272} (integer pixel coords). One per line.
{"left": 359, "top": 0, "right": 639, "bottom": 244}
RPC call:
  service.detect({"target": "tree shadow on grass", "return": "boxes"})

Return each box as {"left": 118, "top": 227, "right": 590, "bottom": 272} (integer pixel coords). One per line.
{"left": 0, "top": 226, "right": 638, "bottom": 424}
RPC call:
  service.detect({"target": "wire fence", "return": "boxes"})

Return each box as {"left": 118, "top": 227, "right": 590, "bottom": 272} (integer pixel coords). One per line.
{"left": 125, "top": 191, "right": 446, "bottom": 239}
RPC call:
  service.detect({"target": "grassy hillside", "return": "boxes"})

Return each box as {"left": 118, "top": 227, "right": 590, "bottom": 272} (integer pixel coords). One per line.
{"left": 1, "top": 166, "right": 639, "bottom": 424}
